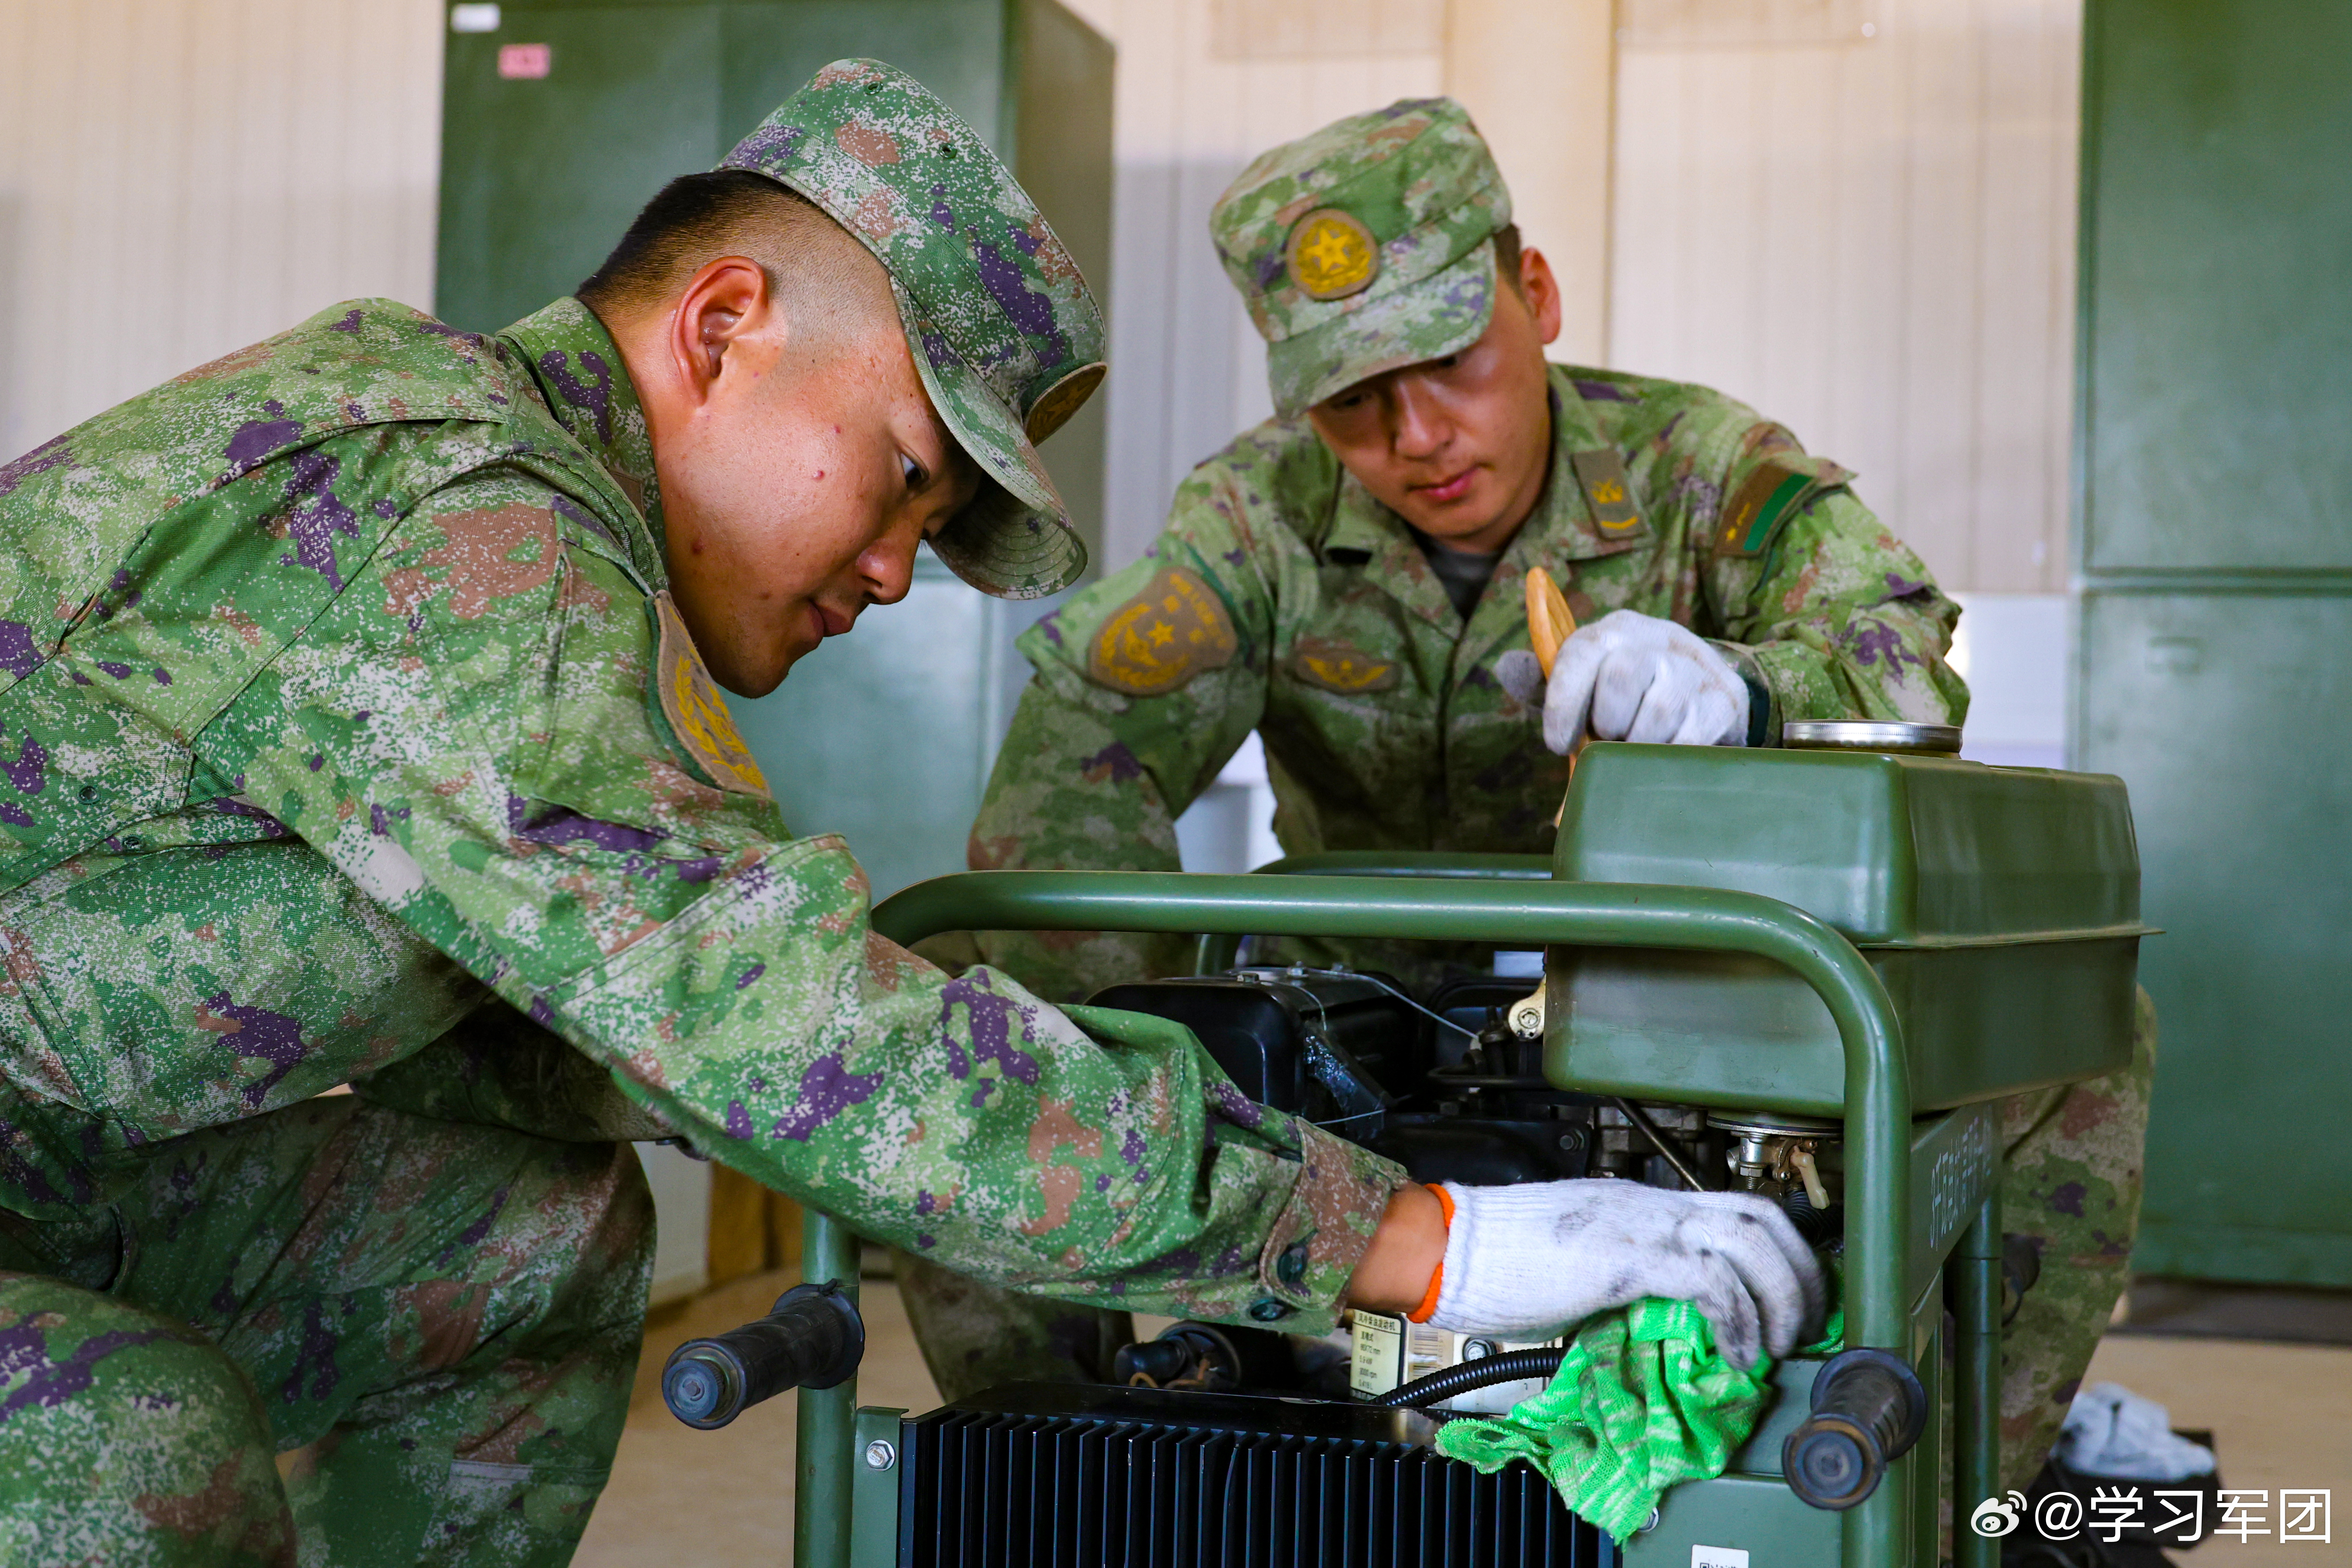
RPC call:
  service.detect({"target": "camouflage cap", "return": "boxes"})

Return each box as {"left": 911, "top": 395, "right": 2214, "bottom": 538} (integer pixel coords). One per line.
{"left": 1210, "top": 98, "right": 1511, "bottom": 421}
{"left": 721, "top": 60, "right": 1105, "bottom": 599}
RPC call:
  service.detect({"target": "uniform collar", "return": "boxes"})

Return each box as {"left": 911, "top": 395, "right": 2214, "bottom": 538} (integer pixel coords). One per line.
{"left": 499, "top": 298, "right": 668, "bottom": 580}
{"left": 1322, "top": 473, "right": 1459, "bottom": 633}
{"left": 1315, "top": 365, "right": 1645, "bottom": 633}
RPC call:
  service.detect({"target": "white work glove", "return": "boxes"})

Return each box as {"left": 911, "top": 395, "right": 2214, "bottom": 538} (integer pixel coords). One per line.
{"left": 1494, "top": 610, "right": 1749, "bottom": 752}
{"left": 1425, "top": 1179, "right": 1825, "bottom": 1372}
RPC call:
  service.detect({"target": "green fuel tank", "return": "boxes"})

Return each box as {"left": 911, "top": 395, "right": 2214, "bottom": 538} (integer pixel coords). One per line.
{"left": 1544, "top": 739, "right": 2148, "bottom": 1117}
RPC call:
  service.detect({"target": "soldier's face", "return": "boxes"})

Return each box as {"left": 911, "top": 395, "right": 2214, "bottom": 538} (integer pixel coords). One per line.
{"left": 641, "top": 260, "right": 978, "bottom": 696}
{"left": 1306, "top": 247, "right": 1563, "bottom": 554}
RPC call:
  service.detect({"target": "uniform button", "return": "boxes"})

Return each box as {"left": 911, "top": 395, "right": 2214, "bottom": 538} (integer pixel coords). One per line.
{"left": 1275, "top": 1242, "right": 1309, "bottom": 1286}
{"left": 118, "top": 835, "right": 143, "bottom": 851}
{"left": 76, "top": 786, "right": 97, "bottom": 802}
{"left": 1247, "top": 1298, "right": 1291, "bottom": 1323}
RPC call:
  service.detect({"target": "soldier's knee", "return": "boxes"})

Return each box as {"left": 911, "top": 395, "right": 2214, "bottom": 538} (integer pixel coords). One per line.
{"left": 6, "top": 1289, "right": 271, "bottom": 1450}
{"left": 0, "top": 1282, "right": 289, "bottom": 1563}
{"left": 128, "top": 1328, "right": 275, "bottom": 1432}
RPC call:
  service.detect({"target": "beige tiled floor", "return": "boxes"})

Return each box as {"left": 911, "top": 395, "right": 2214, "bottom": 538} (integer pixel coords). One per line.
{"left": 576, "top": 1276, "right": 2352, "bottom": 1566}
{"left": 2078, "top": 1335, "right": 2351, "bottom": 1566}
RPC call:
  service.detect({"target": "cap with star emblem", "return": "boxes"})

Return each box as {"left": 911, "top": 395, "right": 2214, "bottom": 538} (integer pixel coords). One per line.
{"left": 721, "top": 60, "right": 1106, "bottom": 599}
{"left": 1208, "top": 97, "right": 1511, "bottom": 421}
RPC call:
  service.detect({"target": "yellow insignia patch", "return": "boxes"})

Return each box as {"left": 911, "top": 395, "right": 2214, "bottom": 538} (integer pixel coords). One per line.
{"left": 1286, "top": 208, "right": 1380, "bottom": 301}
{"left": 1087, "top": 567, "right": 1238, "bottom": 696}
{"left": 1291, "top": 636, "right": 1399, "bottom": 694}
{"left": 653, "top": 591, "right": 771, "bottom": 798}
{"left": 1568, "top": 449, "right": 1646, "bottom": 539}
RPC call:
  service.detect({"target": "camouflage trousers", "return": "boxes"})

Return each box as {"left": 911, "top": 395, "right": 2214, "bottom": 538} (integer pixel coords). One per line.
{"left": 1991, "top": 986, "right": 2155, "bottom": 1490}
{"left": 0, "top": 1095, "right": 652, "bottom": 1567}
{"left": 897, "top": 990, "right": 2158, "bottom": 1495}
{"left": 892, "top": 1247, "right": 1134, "bottom": 1402}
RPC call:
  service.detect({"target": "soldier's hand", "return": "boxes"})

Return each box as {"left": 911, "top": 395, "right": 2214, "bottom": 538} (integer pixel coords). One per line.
{"left": 1420, "top": 1179, "right": 1824, "bottom": 1371}
{"left": 1506, "top": 610, "right": 1750, "bottom": 752}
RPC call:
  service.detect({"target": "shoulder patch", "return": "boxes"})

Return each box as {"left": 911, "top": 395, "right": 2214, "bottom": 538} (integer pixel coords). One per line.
{"left": 652, "top": 591, "right": 771, "bottom": 798}
{"left": 1714, "top": 459, "right": 1839, "bottom": 559}
{"left": 1086, "top": 566, "right": 1238, "bottom": 697}
{"left": 1568, "top": 449, "right": 1646, "bottom": 539}
{"left": 1291, "top": 636, "right": 1399, "bottom": 694}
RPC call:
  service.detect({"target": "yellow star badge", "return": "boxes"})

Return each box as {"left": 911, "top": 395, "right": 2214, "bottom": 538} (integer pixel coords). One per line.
{"left": 1285, "top": 208, "right": 1380, "bottom": 301}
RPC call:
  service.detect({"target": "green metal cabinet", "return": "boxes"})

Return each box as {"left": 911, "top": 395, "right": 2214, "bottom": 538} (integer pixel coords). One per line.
{"left": 436, "top": 0, "right": 1112, "bottom": 896}
{"left": 2076, "top": 2, "right": 2352, "bottom": 1283}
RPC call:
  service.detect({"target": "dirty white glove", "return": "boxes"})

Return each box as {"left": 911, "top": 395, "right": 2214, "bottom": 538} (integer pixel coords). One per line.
{"left": 1496, "top": 610, "right": 1749, "bottom": 752}
{"left": 1426, "top": 1179, "right": 1824, "bottom": 1371}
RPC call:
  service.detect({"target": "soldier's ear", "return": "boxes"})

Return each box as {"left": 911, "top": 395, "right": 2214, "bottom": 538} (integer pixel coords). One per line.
{"left": 668, "top": 256, "right": 772, "bottom": 399}
{"left": 1515, "top": 247, "right": 1565, "bottom": 348}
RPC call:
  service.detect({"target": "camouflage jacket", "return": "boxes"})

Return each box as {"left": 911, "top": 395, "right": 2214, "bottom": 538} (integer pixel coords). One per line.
{"left": 971, "top": 365, "right": 1968, "bottom": 999}
{"left": 0, "top": 298, "right": 1401, "bottom": 1331}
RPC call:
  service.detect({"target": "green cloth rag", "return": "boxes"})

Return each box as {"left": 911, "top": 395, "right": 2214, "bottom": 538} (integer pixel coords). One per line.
{"left": 1435, "top": 1295, "right": 1846, "bottom": 1544}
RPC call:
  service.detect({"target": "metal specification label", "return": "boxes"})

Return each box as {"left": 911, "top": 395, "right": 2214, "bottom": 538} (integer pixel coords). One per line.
{"left": 1348, "top": 1312, "right": 1405, "bottom": 1397}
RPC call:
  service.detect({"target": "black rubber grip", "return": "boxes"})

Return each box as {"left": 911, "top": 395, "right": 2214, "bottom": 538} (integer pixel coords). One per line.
{"left": 1782, "top": 1348, "right": 1928, "bottom": 1510}
{"left": 662, "top": 1281, "right": 865, "bottom": 1430}
{"left": 1114, "top": 1338, "right": 1197, "bottom": 1386}
{"left": 1369, "top": 1347, "right": 1566, "bottom": 1409}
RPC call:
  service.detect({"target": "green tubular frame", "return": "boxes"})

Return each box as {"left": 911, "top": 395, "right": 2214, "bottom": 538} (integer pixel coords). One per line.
{"left": 794, "top": 1209, "right": 861, "bottom": 1568}
{"left": 789, "top": 867, "right": 1995, "bottom": 1568}
{"left": 1189, "top": 852, "right": 1552, "bottom": 971}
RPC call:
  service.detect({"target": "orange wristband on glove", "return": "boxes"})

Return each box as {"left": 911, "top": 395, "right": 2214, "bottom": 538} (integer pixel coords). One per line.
{"left": 1405, "top": 1183, "right": 1454, "bottom": 1323}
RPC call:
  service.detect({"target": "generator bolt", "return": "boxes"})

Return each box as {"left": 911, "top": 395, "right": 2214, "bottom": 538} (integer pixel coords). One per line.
{"left": 863, "top": 1439, "right": 897, "bottom": 1470}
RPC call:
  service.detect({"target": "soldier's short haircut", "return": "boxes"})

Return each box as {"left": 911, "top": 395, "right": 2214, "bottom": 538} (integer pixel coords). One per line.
{"left": 1493, "top": 224, "right": 1524, "bottom": 296}
{"left": 577, "top": 170, "right": 893, "bottom": 339}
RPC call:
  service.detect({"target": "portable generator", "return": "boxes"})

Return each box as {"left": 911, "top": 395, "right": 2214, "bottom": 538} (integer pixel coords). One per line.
{"left": 662, "top": 728, "right": 2145, "bottom": 1568}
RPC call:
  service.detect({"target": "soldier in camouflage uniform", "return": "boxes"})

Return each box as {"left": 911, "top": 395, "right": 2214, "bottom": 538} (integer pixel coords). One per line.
{"left": 0, "top": 62, "right": 1453, "bottom": 1565}
{"left": 939, "top": 98, "right": 2153, "bottom": 1493}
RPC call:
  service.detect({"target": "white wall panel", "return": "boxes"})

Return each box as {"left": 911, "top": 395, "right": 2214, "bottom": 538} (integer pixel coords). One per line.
{"left": 0, "top": 0, "right": 2080, "bottom": 597}
{"left": 1609, "top": 0, "right": 2081, "bottom": 592}
{"left": 1445, "top": 0, "right": 1615, "bottom": 365}
{"left": 0, "top": 0, "right": 443, "bottom": 458}
{"left": 1067, "top": 0, "right": 1441, "bottom": 568}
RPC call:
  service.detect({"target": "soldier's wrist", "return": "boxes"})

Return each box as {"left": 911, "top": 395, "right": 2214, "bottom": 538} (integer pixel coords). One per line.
{"left": 1342, "top": 1182, "right": 1449, "bottom": 1316}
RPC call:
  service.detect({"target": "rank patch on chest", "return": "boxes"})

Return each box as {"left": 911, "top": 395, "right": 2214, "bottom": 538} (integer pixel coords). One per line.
{"left": 1087, "top": 567, "right": 1238, "bottom": 697}
{"left": 1291, "top": 636, "right": 1399, "bottom": 694}
{"left": 653, "top": 591, "right": 772, "bottom": 798}
{"left": 1285, "top": 208, "right": 1380, "bottom": 301}
{"left": 1569, "top": 449, "right": 1645, "bottom": 539}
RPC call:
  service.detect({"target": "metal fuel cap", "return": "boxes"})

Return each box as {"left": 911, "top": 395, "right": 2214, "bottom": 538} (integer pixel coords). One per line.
{"left": 1782, "top": 720, "right": 1963, "bottom": 755}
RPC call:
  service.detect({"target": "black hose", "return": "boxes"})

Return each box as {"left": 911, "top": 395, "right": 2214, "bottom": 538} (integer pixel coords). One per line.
{"left": 1368, "top": 1347, "right": 1566, "bottom": 1408}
